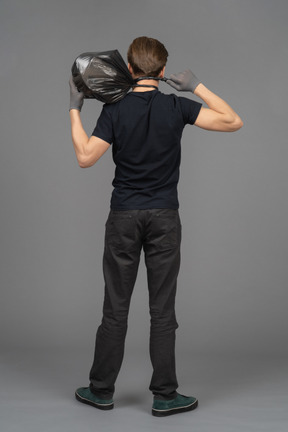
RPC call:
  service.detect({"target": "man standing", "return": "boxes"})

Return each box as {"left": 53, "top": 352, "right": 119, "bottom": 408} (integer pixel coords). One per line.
{"left": 69, "top": 36, "right": 243, "bottom": 417}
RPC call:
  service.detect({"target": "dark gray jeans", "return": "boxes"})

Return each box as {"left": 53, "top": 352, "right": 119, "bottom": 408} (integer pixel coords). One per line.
{"left": 89, "top": 208, "right": 181, "bottom": 400}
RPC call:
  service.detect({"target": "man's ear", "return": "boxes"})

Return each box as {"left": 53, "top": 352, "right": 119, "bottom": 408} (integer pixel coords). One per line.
{"left": 128, "top": 63, "right": 133, "bottom": 75}
{"left": 159, "top": 66, "right": 166, "bottom": 78}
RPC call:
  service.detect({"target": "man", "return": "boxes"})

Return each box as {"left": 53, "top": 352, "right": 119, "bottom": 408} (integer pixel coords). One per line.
{"left": 69, "top": 36, "right": 243, "bottom": 417}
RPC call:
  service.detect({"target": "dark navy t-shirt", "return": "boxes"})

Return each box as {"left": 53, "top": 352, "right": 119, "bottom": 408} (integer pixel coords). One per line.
{"left": 92, "top": 89, "right": 202, "bottom": 210}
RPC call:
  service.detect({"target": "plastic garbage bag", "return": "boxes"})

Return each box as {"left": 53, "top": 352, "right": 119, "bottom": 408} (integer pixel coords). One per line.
{"left": 71, "top": 50, "right": 135, "bottom": 104}
{"left": 71, "top": 50, "right": 167, "bottom": 104}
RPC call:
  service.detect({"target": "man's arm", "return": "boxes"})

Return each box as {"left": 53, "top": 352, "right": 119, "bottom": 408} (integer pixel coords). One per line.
{"left": 167, "top": 70, "right": 243, "bottom": 132}
{"left": 194, "top": 84, "right": 243, "bottom": 132}
{"left": 69, "top": 77, "right": 110, "bottom": 168}
{"left": 70, "top": 109, "right": 110, "bottom": 168}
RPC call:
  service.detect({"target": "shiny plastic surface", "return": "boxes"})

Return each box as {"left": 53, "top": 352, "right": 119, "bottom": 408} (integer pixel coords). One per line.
{"left": 71, "top": 50, "right": 135, "bottom": 104}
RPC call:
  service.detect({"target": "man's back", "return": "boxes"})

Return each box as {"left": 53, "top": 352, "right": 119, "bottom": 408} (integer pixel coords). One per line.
{"left": 93, "top": 89, "right": 201, "bottom": 210}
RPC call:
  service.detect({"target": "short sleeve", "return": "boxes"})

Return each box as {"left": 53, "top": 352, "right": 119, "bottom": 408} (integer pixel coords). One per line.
{"left": 179, "top": 97, "right": 202, "bottom": 125}
{"left": 91, "top": 105, "right": 113, "bottom": 144}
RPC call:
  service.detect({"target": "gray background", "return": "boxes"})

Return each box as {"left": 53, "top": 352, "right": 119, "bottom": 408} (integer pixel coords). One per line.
{"left": 1, "top": 0, "right": 287, "bottom": 431}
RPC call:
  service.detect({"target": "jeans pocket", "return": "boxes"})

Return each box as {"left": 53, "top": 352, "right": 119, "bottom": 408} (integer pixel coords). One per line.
{"left": 105, "top": 212, "right": 137, "bottom": 251}
{"left": 151, "top": 210, "right": 181, "bottom": 251}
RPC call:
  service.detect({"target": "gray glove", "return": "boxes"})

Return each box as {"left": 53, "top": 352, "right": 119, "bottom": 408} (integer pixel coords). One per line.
{"left": 69, "top": 76, "right": 84, "bottom": 111}
{"left": 166, "top": 69, "right": 201, "bottom": 93}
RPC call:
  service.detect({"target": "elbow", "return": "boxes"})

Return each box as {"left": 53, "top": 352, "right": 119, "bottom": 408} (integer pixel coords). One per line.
{"left": 233, "top": 116, "right": 244, "bottom": 131}
{"left": 78, "top": 155, "right": 97, "bottom": 168}
{"left": 78, "top": 155, "right": 89, "bottom": 168}
{"left": 79, "top": 162, "right": 88, "bottom": 168}
{"left": 232, "top": 114, "right": 244, "bottom": 131}
{"left": 227, "top": 114, "right": 243, "bottom": 132}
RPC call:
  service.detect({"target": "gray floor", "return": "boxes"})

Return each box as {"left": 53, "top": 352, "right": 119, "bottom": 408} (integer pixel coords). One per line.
{"left": 1, "top": 347, "right": 287, "bottom": 432}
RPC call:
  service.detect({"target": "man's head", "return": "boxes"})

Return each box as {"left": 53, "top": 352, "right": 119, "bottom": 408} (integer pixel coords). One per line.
{"left": 127, "top": 36, "right": 168, "bottom": 78}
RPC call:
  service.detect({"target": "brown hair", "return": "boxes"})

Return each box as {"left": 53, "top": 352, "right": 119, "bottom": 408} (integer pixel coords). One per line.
{"left": 127, "top": 36, "right": 168, "bottom": 77}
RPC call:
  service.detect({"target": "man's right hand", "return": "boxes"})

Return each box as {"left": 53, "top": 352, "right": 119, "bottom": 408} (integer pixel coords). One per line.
{"left": 69, "top": 76, "right": 84, "bottom": 111}
{"left": 166, "top": 69, "right": 201, "bottom": 93}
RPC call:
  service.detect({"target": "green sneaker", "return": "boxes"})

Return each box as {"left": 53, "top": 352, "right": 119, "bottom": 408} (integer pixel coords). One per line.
{"left": 75, "top": 387, "right": 114, "bottom": 410}
{"left": 152, "top": 393, "right": 198, "bottom": 417}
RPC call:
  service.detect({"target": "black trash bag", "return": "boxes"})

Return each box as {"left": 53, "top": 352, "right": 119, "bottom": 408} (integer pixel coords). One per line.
{"left": 71, "top": 50, "right": 135, "bottom": 104}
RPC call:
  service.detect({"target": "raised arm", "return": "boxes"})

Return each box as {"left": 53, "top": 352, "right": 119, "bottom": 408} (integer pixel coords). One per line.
{"left": 167, "top": 70, "right": 243, "bottom": 132}
{"left": 69, "top": 77, "right": 110, "bottom": 168}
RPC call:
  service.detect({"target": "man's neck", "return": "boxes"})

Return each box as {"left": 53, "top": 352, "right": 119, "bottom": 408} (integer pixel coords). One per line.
{"left": 132, "top": 78, "right": 159, "bottom": 92}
